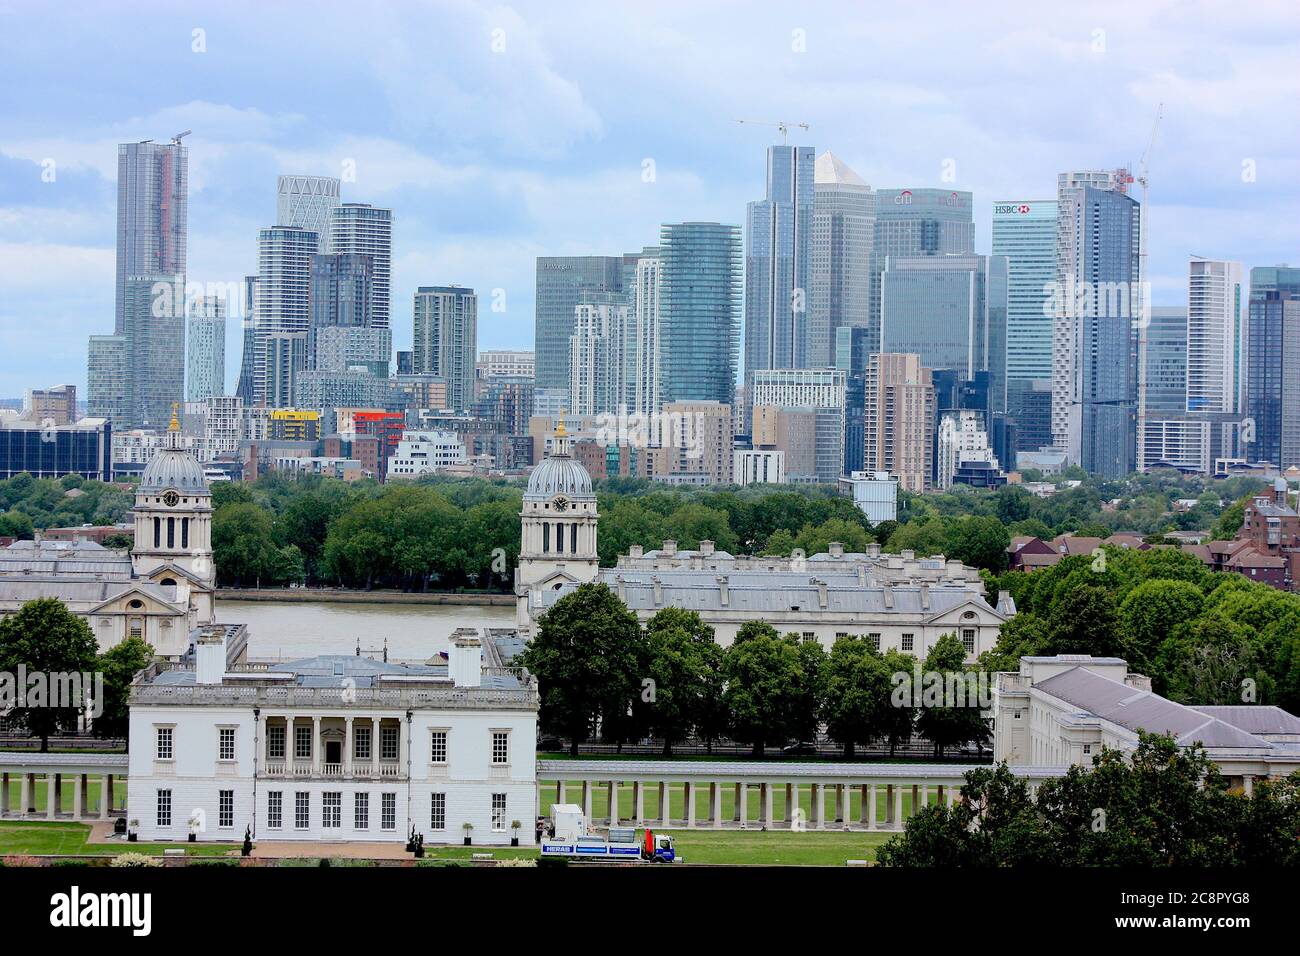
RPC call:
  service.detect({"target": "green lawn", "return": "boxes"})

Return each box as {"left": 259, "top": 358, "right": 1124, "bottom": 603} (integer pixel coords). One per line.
{"left": 540, "top": 778, "right": 937, "bottom": 826}
{"left": 3, "top": 777, "right": 127, "bottom": 816}
{"left": 0, "top": 821, "right": 237, "bottom": 858}
{"left": 669, "top": 829, "right": 891, "bottom": 865}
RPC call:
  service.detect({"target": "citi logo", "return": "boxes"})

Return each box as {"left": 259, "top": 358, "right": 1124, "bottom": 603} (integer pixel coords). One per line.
{"left": 49, "top": 886, "right": 152, "bottom": 937}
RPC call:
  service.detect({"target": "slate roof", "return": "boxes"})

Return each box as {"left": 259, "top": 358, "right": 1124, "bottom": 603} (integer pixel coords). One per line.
{"left": 1035, "top": 666, "right": 1276, "bottom": 750}
{"left": 1192, "top": 705, "right": 1300, "bottom": 737}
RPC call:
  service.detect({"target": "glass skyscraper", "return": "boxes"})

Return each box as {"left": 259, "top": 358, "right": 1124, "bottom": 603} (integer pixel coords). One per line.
{"left": 115, "top": 140, "right": 188, "bottom": 335}
{"left": 330, "top": 204, "right": 393, "bottom": 329}
{"left": 808, "top": 152, "right": 874, "bottom": 368}
{"left": 1246, "top": 266, "right": 1300, "bottom": 468}
{"left": 659, "top": 222, "right": 741, "bottom": 406}
{"left": 533, "top": 256, "right": 626, "bottom": 392}
{"left": 277, "top": 175, "right": 341, "bottom": 254}
{"left": 186, "top": 295, "right": 226, "bottom": 402}
{"left": 745, "top": 145, "right": 815, "bottom": 378}
{"left": 413, "top": 286, "right": 478, "bottom": 413}
{"left": 992, "top": 199, "right": 1057, "bottom": 387}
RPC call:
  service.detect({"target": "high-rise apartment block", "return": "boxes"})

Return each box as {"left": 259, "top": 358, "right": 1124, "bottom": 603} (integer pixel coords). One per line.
{"left": 864, "top": 353, "right": 935, "bottom": 493}
{"left": 412, "top": 286, "right": 477, "bottom": 413}
{"left": 659, "top": 222, "right": 741, "bottom": 407}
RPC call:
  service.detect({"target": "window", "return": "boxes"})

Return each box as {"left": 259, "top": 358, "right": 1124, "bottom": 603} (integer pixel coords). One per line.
{"left": 835, "top": 631, "right": 851, "bottom": 639}
{"left": 868, "top": 633, "right": 881, "bottom": 651}
{"left": 430, "top": 730, "right": 447, "bottom": 764}
{"left": 431, "top": 793, "right": 446, "bottom": 831}
{"left": 901, "top": 633, "right": 914, "bottom": 653}
{"left": 218, "top": 728, "right": 236, "bottom": 761}
{"left": 295, "top": 726, "right": 312, "bottom": 760}
{"left": 354, "top": 792, "right": 369, "bottom": 830}
{"left": 801, "top": 631, "right": 816, "bottom": 643}
{"left": 295, "top": 792, "right": 309, "bottom": 829}
{"left": 218, "top": 790, "right": 234, "bottom": 828}
{"left": 491, "top": 731, "right": 509, "bottom": 765}
{"left": 354, "top": 726, "right": 371, "bottom": 761}
{"left": 542, "top": 523, "right": 550, "bottom": 552}
{"left": 491, "top": 793, "right": 506, "bottom": 831}
{"left": 156, "top": 789, "right": 172, "bottom": 828}
{"left": 323, "top": 792, "right": 341, "bottom": 828}
{"left": 381, "top": 793, "right": 397, "bottom": 830}
{"left": 1082, "top": 744, "right": 1092, "bottom": 754}
{"left": 267, "top": 725, "right": 285, "bottom": 760}
{"left": 961, "top": 628, "right": 977, "bottom": 654}
{"left": 268, "top": 792, "right": 283, "bottom": 829}
{"left": 381, "top": 726, "right": 399, "bottom": 760}
{"left": 155, "top": 726, "right": 173, "bottom": 760}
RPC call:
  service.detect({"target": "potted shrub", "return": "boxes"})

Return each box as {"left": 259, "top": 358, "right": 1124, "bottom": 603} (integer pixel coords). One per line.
{"left": 462, "top": 822, "right": 473, "bottom": 846}
{"left": 241, "top": 825, "right": 253, "bottom": 857}
{"left": 510, "top": 820, "right": 521, "bottom": 847}
{"left": 127, "top": 819, "right": 139, "bottom": 843}
{"left": 413, "top": 834, "right": 424, "bottom": 859}
{"left": 187, "top": 811, "right": 202, "bottom": 843}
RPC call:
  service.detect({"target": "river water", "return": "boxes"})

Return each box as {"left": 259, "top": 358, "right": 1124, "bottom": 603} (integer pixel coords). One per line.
{"left": 215, "top": 599, "right": 516, "bottom": 664}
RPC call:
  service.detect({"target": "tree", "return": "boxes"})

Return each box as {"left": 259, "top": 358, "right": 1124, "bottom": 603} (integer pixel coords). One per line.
{"left": 95, "top": 636, "right": 154, "bottom": 740}
{"left": 795, "top": 518, "right": 871, "bottom": 557}
{"left": 641, "top": 608, "right": 722, "bottom": 754}
{"left": 821, "top": 637, "right": 890, "bottom": 757}
{"left": 1118, "top": 579, "right": 1205, "bottom": 677}
{"left": 0, "top": 599, "right": 100, "bottom": 750}
{"left": 1046, "top": 584, "right": 1122, "bottom": 657}
{"left": 914, "top": 633, "right": 991, "bottom": 757}
{"left": 721, "top": 631, "right": 805, "bottom": 756}
{"left": 1158, "top": 615, "right": 1270, "bottom": 705}
{"left": 946, "top": 515, "right": 1011, "bottom": 572}
{"left": 516, "top": 583, "right": 645, "bottom": 755}
{"left": 211, "top": 502, "right": 277, "bottom": 586}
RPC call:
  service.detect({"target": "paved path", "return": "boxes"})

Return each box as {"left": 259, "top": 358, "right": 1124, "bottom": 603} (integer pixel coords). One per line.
{"left": 251, "top": 841, "right": 413, "bottom": 859}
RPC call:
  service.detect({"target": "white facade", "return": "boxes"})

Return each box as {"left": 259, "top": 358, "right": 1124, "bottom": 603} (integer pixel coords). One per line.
{"left": 734, "top": 448, "right": 785, "bottom": 486}
{"left": 127, "top": 631, "right": 539, "bottom": 844}
{"left": 276, "top": 174, "right": 340, "bottom": 254}
{"left": 936, "top": 410, "right": 1000, "bottom": 490}
{"left": 388, "top": 430, "right": 467, "bottom": 477}
{"left": 568, "top": 298, "right": 629, "bottom": 417}
{"left": 838, "top": 471, "right": 898, "bottom": 524}
{"left": 477, "top": 349, "right": 535, "bottom": 381}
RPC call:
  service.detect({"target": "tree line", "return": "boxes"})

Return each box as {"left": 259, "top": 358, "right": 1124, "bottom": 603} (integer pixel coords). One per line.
{"left": 515, "top": 582, "right": 990, "bottom": 758}
{"left": 879, "top": 734, "right": 1300, "bottom": 867}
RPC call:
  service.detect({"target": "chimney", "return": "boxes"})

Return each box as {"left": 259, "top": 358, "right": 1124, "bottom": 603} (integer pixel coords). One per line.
{"left": 813, "top": 578, "right": 828, "bottom": 609}
{"left": 195, "top": 631, "right": 226, "bottom": 685}
{"left": 996, "top": 589, "right": 1017, "bottom": 617}
{"left": 700, "top": 539, "right": 715, "bottom": 556}
{"left": 857, "top": 565, "right": 867, "bottom": 587}
{"left": 920, "top": 584, "right": 931, "bottom": 611}
{"left": 1275, "top": 477, "right": 1289, "bottom": 507}
{"left": 946, "top": 559, "right": 963, "bottom": 578}
{"left": 828, "top": 541, "right": 844, "bottom": 558}
{"left": 883, "top": 585, "right": 893, "bottom": 609}
{"left": 866, "top": 543, "right": 881, "bottom": 558}
{"left": 449, "top": 630, "right": 482, "bottom": 688}
{"left": 717, "top": 575, "right": 729, "bottom": 606}
{"left": 629, "top": 544, "right": 644, "bottom": 560}
{"left": 652, "top": 576, "right": 663, "bottom": 605}
{"left": 662, "top": 539, "right": 677, "bottom": 557}
{"left": 901, "top": 549, "right": 915, "bottom": 562}
{"left": 615, "top": 574, "right": 626, "bottom": 601}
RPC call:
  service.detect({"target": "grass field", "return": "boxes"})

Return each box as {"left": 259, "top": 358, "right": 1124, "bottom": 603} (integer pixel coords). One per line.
{"left": 0, "top": 821, "right": 237, "bottom": 857}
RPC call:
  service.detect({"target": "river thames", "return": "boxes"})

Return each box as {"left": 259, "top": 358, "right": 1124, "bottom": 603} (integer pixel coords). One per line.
{"left": 214, "top": 599, "right": 516, "bottom": 663}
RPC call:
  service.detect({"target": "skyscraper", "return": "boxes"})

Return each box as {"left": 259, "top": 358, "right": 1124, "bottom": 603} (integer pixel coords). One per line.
{"left": 249, "top": 226, "right": 318, "bottom": 406}
{"left": 122, "top": 274, "right": 186, "bottom": 428}
{"left": 412, "top": 286, "right": 477, "bottom": 413}
{"left": 87, "top": 334, "right": 128, "bottom": 424}
{"left": 745, "top": 145, "right": 815, "bottom": 378}
{"left": 186, "top": 295, "right": 226, "bottom": 402}
{"left": 307, "top": 253, "right": 390, "bottom": 377}
{"left": 1051, "top": 169, "right": 1140, "bottom": 477}
{"left": 750, "top": 368, "right": 845, "bottom": 483}
{"left": 115, "top": 139, "right": 187, "bottom": 335}
{"left": 863, "top": 353, "right": 935, "bottom": 493}
{"left": 658, "top": 222, "right": 742, "bottom": 407}
{"left": 992, "top": 199, "right": 1057, "bottom": 438}
{"left": 869, "top": 188, "right": 974, "bottom": 352}
{"left": 1246, "top": 266, "right": 1300, "bottom": 469}
{"left": 330, "top": 204, "right": 393, "bottom": 328}
{"left": 277, "top": 175, "right": 341, "bottom": 253}
{"left": 568, "top": 292, "right": 629, "bottom": 417}
{"left": 1137, "top": 306, "right": 1197, "bottom": 470}
{"left": 809, "top": 151, "right": 874, "bottom": 369}
{"left": 626, "top": 248, "right": 662, "bottom": 416}
{"left": 533, "top": 256, "right": 627, "bottom": 393}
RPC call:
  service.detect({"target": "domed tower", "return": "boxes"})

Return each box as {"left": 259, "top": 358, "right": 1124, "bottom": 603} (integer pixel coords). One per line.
{"left": 131, "top": 406, "right": 216, "bottom": 602}
{"left": 517, "top": 418, "right": 599, "bottom": 595}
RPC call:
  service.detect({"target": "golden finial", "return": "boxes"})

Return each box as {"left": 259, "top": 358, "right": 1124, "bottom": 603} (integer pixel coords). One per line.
{"left": 169, "top": 402, "right": 180, "bottom": 432}
{"left": 555, "top": 410, "right": 567, "bottom": 438}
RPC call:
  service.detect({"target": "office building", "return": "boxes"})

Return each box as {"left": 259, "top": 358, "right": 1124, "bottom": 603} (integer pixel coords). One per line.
{"left": 734, "top": 448, "right": 785, "bottom": 486}
{"left": 864, "top": 353, "right": 935, "bottom": 493}
{"left": 186, "top": 295, "right": 226, "bottom": 402}
{"left": 1051, "top": 169, "right": 1140, "bottom": 476}
{"left": 533, "top": 256, "right": 626, "bottom": 393}
{"left": 388, "top": 430, "right": 468, "bottom": 478}
{"left": 751, "top": 368, "right": 845, "bottom": 484}
{"left": 870, "top": 188, "right": 974, "bottom": 352}
{"left": 115, "top": 139, "right": 187, "bottom": 336}
{"left": 0, "top": 413, "right": 111, "bottom": 481}
{"left": 937, "top": 410, "right": 1001, "bottom": 490}
{"left": 809, "top": 152, "right": 874, "bottom": 368}
{"left": 650, "top": 400, "right": 734, "bottom": 486}
{"left": 412, "top": 286, "right": 477, "bottom": 413}
{"left": 122, "top": 274, "right": 186, "bottom": 429}
{"left": 276, "top": 175, "right": 341, "bottom": 253}
{"left": 745, "top": 145, "right": 815, "bottom": 379}
{"left": 87, "top": 335, "right": 129, "bottom": 425}
{"left": 24, "top": 385, "right": 77, "bottom": 426}
{"left": 476, "top": 350, "right": 535, "bottom": 383}
{"left": 625, "top": 247, "right": 662, "bottom": 416}
{"left": 568, "top": 292, "right": 628, "bottom": 417}
{"left": 329, "top": 204, "right": 392, "bottom": 328}
{"left": 308, "top": 253, "right": 389, "bottom": 377}
{"left": 659, "top": 222, "right": 742, "bottom": 406}
{"left": 246, "top": 226, "right": 318, "bottom": 406}
{"left": 1246, "top": 266, "right": 1300, "bottom": 469}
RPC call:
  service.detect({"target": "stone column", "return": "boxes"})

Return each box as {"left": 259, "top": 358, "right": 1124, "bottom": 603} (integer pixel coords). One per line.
{"left": 99, "top": 773, "right": 109, "bottom": 820}
{"left": 833, "top": 784, "right": 844, "bottom": 824}
{"left": 867, "top": 784, "right": 878, "bottom": 830}
{"left": 785, "top": 783, "right": 795, "bottom": 823}
{"left": 732, "top": 782, "right": 742, "bottom": 822}
{"left": 283, "top": 717, "right": 293, "bottom": 770}
{"left": 311, "top": 716, "right": 322, "bottom": 774}
{"left": 399, "top": 718, "right": 410, "bottom": 776}
{"left": 371, "top": 718, "right": 380, "bottom": 777}
{"left": 659, "top": 782, "right": 670, "bottom": 827}
{"left": 761, "top": 783, "right": 774, "bottom": 828}
{"left": 344, "top": 717, "right": 354, "bottom": 776}
{"left": 685, "top": 782, "right": 696, "bottom": 827}
{"left": 709, "top": 783, "right": 722, "bottom": 827}
{"left": 20, "top": 773, "right": 31, "bottom": 818}
{"left": 737, "top": 783, "right": 748, "bottom": 828}
{"left": 46, "top": 773, "right": 57, "bottom": 819}
{"left": 608, "top": 781, "right": 619, "bottom": 825}
{"left": 105, "top": 774, "right": 114, "bottom": 813}
{"left": 893, "top": 784, "right": 904, "bottom": 830}
{"left": 1243, "top": 774, "right": 1255, "bottom": 797}
{"left": 948, "top": 784, "right": 959, "bottom": 808}
{"left": 582, "top": 780, "right": 592, "bottom": 820}
{"left": 0, "top": 772, "right": 8, "bottom": 816}
{"left": 811, "top": 783, "right": 824, "bottom": 829}
{"left": 72, "top": 775, "right": 84, "bottom": 819}
{"left": 556, "top": 780, "right": 566, "bottom": 805}
{"left": 633, "top": 782, "right": 644, "bottom": 824}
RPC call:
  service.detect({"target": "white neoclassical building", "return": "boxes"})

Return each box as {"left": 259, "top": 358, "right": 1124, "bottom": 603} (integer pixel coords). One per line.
{"left": 0, "top": 412, "right": 216, "bottom": 657}
{"left": 514, "top": 424, "right": 1012, "bottom": 659}
{"left": 992, "top": 655, "right": 1300, "bottom": 790}
{"left": 126, "top": 628, "right": 540, "bottom": 844}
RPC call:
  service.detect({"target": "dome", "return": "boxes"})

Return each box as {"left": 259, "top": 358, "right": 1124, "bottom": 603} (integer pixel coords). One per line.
{"left": 139, "top": 449, "right": 209, "bottom": 495}
{"left": 525, "top": 454, "right": 593, "bottom": 500}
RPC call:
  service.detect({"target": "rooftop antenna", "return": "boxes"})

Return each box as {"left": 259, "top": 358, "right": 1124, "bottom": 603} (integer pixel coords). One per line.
{"left": 735, "top": 119, "right": 810, "bottom": 146}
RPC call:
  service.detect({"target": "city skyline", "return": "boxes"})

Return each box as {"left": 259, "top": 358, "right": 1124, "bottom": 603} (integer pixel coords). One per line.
{"left": 2, "top": 2, "right": 1298, "bottom": 398}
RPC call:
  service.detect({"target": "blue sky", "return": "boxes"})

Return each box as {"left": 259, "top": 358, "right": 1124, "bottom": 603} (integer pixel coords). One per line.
{"left": 1, "top": 0, "right": 1297, "bottom": 397}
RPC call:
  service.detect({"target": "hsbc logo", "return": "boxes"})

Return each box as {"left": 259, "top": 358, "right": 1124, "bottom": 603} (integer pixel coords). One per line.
{"left": 995, "top": 203, "right": 1032, "bottom": 215}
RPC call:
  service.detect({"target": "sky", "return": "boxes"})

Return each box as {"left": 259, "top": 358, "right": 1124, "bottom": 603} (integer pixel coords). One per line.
{"left": 0, "top": 0, "right": 1297, "bottom": 398}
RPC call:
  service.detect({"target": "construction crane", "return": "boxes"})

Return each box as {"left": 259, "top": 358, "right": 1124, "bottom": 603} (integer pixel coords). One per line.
{"left": 1134, "top": 102, "right": 1163, "bottom": 473}
{"left": 172, "top": 130, "right": 192, "bottom": 146}
{"left": 735, "top": 119, "right": 809, "bottom": 145}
